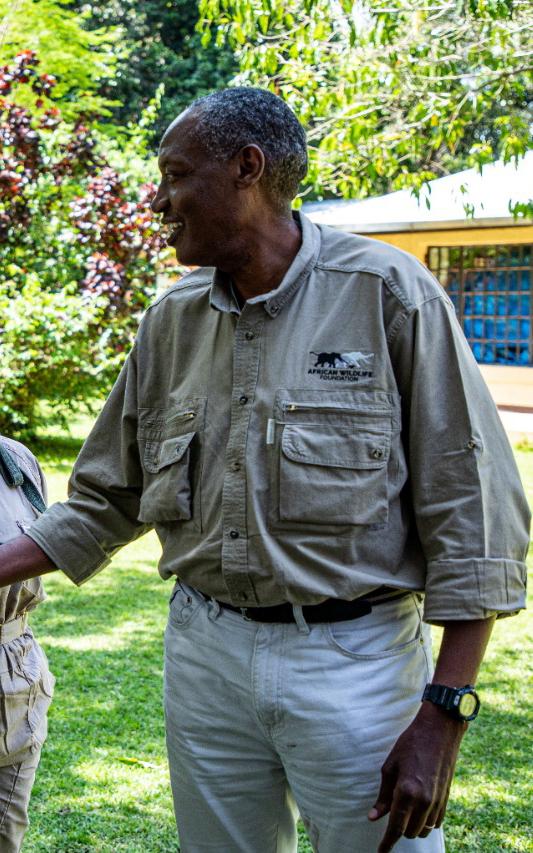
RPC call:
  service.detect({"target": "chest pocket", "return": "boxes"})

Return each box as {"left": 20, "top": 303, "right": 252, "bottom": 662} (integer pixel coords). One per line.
{"left": 269, "top": 391, "right": 395, "bottom": 529}
{"left": 137, "top": 399, "right": 206, "bottom": 527}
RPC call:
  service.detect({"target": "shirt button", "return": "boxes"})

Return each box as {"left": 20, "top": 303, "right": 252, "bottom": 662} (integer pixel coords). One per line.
{"left": 229, "top": 529, "right": 239, "bottom": 539}
{"left": 231, "top": 461, "right": 241, "bottom": 472}
{"left": 238, "top": 591, "right": 248, "bottom": 601}
{"left": 371, "top": 448, "right": 384, "bottom": 459}
{"left": 245, "top": 331, "right": 255, "bottom": 341}
{"left": 239, "top": 395, "right": 248, "bottom": 405}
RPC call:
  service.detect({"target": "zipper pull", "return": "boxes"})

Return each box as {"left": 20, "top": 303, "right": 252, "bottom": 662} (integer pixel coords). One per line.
{"left": 266, "top": 419, "right": 275, "bottom": 445}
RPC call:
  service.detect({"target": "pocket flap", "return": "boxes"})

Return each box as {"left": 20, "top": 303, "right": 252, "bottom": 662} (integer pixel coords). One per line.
{"left": 144, "top": 432, "right": 195, "bottom": 474}
{"left": 281, "top": 424, "right": 389, "bottom": 469}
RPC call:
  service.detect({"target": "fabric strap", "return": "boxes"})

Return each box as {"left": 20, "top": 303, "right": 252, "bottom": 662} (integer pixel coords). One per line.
{"left": 0, "top": 442, "right": 46, "bottom": 514}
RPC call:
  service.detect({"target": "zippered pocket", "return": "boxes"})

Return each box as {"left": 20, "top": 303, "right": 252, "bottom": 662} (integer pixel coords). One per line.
{"left": 281, "top": 401, "right": 391, "bottom": 418}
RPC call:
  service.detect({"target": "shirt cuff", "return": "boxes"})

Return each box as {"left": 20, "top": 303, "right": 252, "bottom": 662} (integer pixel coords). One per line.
{"left": 423, "top": 557, "right": 527, "bottom": 623}
{"left": 26, "top": 503, "right": 111, "bottom": 586}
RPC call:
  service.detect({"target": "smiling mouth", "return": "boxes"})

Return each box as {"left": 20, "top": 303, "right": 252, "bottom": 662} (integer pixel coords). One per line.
{"left": 166, "top": 222, "right": 185, "bottom": 246}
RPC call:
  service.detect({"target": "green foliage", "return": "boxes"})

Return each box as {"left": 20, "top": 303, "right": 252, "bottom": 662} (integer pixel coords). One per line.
{"left": 0, "top": 55, "right": 167, "bottom": 437}
{"left": 0, "top": 276, "right": 111, "bottom": 434}
{"left": 0, "top": 0, "right": 121, "bottom": 121}
{"left": 198, "top": 0, "right": 532, "bottom": 199}
{"left": 70, "top": 0, "right": 237, "bottom": 143}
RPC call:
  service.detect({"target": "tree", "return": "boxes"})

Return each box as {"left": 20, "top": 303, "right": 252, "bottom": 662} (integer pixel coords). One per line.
{"left": 70, "top": 0, "right": 237, "bottom": 143}
{"left": 198, "top": 0, "right": 532, "bottom": 201}
{"left": 0, "top": 0, "right": 120, "bottom": 121}
{"left": 0, "top": 52, "right": 167, "bottom": 435}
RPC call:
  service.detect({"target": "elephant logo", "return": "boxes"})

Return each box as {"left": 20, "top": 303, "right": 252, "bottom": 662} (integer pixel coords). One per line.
{"left": 311, "top": 351, "right": 345, "bottom": 368}
{"left": 308, "top": 349, "right": 374, "bottom": 382}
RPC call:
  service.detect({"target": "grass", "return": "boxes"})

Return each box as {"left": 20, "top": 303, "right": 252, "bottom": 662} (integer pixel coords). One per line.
{"left": 19, "top": 422, "right": 532, "bottom": 852}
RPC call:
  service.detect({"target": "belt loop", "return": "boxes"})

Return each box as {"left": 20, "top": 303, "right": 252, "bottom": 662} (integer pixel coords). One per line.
{"left": 292, "top": 605, "right": 310, "bottom": 635}
{"left": 207, "top": 597, "right": 221, "bottom": 621}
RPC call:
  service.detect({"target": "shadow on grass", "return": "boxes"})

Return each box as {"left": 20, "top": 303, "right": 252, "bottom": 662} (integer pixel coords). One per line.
{"left": 27, "top": 434, "right": 86, "bottom": 472}
{"left": 33, "top": 569, "right": 168, "bottom": 640}
{"left": 26, "top": 566, "right": 179, "bottom": 852}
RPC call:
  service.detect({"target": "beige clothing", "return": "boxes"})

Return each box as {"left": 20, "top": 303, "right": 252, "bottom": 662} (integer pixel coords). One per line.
{"left": 0, "top": 752, "right": 40, "bottom": 853}
{"left": 27, "top": 213, "right": 530, "bottom": 623}
{"left": 0, "top": 438, "right": 54, "bottom": 851}
{"left": 0, "top": 437, "right": 46, "bottom": 622}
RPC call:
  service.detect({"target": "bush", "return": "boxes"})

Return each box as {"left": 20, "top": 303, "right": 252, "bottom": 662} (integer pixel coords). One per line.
{"left": 0, "top": 52, "right": 167, "bottom": 436}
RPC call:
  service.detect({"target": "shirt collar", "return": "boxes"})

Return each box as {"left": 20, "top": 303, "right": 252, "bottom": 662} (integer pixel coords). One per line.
{"left": 209, "top": 211, "right": 321, "bottom": 317}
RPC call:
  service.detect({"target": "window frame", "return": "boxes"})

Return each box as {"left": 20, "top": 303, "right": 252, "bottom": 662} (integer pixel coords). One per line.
{"left": 427, "top": 242, "right": 533, "bottom": 367}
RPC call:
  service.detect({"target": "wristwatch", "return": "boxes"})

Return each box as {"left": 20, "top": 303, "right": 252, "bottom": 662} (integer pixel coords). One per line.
{"left": 422, "top": 683, "right": 480, "bottom": 722}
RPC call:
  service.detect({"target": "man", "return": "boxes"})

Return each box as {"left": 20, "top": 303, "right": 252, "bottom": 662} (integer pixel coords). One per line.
{"left": 0, "top": 436, "right": 55, "bottom": 852}
{"left": 0, "top": 88, "right": 529, "bottom": 852}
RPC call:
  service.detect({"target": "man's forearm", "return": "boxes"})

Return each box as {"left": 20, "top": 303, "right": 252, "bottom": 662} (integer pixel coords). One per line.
{"left": 432, "top": 615, "right": 495, "bottom": 687}
{"left": 0, "top": 534, "right": 57, "bottom": 586}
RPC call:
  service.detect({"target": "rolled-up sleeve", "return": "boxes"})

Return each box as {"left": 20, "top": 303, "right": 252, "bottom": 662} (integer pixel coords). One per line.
{"left": 27, "top": 345, "right": 150, "bottom": 585}
{"left": 389, "top": 291, "right": 530, "bottom": 623}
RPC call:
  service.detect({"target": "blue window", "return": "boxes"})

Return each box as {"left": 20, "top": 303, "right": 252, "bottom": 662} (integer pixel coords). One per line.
{"left": 427, "top": 244, "right": 532, "bottom": 366}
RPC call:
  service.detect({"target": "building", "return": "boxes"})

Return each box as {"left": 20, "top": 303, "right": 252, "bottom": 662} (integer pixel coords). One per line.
{"left": 303, "top": 153, "right": 533, "bottom": 431}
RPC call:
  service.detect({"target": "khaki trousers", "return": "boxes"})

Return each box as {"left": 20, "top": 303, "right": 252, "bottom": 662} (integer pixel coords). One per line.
{"left": 0, "top": 753, "right": 40, "bottom": 853}
{"left": 0, "top": 627, "right": 54, "bottom": 852}
{"left": 164, "top": 584, "right": 445, "bottom": 853}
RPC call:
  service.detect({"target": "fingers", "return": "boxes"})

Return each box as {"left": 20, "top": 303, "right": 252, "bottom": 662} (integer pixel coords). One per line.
{"left": 417, "top": 811, "right": 440, "bottom": 838}
{"left": 403, "top": 791, "right": 434, "bottom": 839}
{"left": 368, "top": 761, "right": 396, "bottom": 822}
{"left": 377, "top": 780, "right": 444, "bottom": 851}
{"left": 435, "top": 782, "right": 452, "bottom": 828}
{"left": 377, "top": 789, "right": 412, "bottom": 853}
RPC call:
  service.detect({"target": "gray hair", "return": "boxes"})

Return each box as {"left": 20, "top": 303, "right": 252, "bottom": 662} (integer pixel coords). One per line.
{"left": 188, "top": 87, "right": 308, "bottom": 207}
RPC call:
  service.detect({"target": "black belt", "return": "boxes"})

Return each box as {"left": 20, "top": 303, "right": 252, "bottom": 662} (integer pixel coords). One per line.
{"left": 216, "top": 587, "right": 411, "bottom": 624}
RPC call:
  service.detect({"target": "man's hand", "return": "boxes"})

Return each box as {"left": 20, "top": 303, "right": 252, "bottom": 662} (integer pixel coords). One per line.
{"left": 368, "top": 702, "right": 466, "bottom": 852}
{"left": 368, "top": 615, "right": 495, "bottom": 851}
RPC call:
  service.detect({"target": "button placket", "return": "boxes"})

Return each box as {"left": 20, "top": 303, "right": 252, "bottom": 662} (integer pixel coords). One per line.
{"left": 220, "top": 312, "right": 264, "bottom": 605}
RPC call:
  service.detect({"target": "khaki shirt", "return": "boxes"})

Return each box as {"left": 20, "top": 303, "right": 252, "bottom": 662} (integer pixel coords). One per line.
{"left": 27, "top": 213, "right": 530, "bottom": 623}
{"left": 0, "top": 437, "right": 46, "bottom": 622}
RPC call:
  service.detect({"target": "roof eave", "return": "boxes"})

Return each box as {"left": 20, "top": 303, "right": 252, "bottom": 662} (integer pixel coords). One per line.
{"left": 313, "top": 216, "right": 533, "bottom": 233}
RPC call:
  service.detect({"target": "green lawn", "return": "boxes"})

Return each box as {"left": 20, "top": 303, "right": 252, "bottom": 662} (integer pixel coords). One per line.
{"left": 20, "top": 430, "right": 532, "bottom": 852}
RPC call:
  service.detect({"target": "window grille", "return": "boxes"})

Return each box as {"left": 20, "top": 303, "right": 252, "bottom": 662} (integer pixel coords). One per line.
{"left": 427, "top": 244, "right": 532, "bottom": 366}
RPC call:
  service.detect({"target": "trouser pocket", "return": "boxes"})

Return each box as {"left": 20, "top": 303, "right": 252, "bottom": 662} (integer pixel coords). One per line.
{"left": 0, "top": 634, "right": 54, "bottom": 764}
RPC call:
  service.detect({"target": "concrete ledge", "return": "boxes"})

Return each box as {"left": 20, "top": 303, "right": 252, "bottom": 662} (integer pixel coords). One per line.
{"left": 497, "top": 409, "right": 533, "bottom": 445}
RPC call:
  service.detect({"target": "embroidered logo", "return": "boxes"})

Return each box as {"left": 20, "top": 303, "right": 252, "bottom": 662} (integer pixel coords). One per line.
{"left": 308, "top": 350, "right": 374, "bottom": 383}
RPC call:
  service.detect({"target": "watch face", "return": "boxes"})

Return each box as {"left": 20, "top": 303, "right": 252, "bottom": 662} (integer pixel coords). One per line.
{"left": 458, "top": 692, "right": 478, "bottom": 718}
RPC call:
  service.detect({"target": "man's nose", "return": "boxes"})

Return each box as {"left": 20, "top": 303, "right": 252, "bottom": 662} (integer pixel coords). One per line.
{"left": 151, "top": 186, "right": 168, "bottom": 214}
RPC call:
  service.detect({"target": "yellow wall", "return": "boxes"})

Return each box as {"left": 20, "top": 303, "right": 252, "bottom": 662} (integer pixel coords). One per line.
{"left": 368, "top": 225, "right": 533, "bottom": 409}
{"left": 479, "top": 366, "right": 533, "bottom": 409}
{"left": 369, "top": 224, "right": 533, "bottom": 263}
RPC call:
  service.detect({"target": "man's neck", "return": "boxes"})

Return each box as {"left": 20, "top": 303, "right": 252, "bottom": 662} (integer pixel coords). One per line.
{"left": 230, "top": 212, "right": 302, "bottom": 303}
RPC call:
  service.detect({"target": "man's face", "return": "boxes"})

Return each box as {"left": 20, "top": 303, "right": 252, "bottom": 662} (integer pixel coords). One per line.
{"left": 151, "top": 110, "right": 247, "bottom": 269}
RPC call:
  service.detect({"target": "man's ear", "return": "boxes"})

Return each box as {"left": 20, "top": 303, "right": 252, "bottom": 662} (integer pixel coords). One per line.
{"left": 235, "top": 144, "right": 265, "bottom": 189}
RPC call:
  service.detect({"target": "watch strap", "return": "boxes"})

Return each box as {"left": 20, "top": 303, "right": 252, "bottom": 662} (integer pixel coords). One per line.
{"left": 422, "top": 683, "right": 457, "bottom": 710}
{"left": 422, "top": 683, "right": 480, "bottom": 721}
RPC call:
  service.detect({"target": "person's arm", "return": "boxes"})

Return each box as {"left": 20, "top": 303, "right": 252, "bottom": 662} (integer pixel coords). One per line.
{"left": 368, "top": 616, "right": 495, "bottom": 852}
{"left": 375, "top": 273, "right": 530, "bottom": 851}
{"left": 16, "top": 346, "right": 150, "bottom": 587}
{"left": 0, "top": 534, "right": 57, "bottom": 585}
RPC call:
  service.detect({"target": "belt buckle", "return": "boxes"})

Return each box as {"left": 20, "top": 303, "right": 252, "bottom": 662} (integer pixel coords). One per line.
{"left": 240, "top": 607, "right": 253, "bottom": 622}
